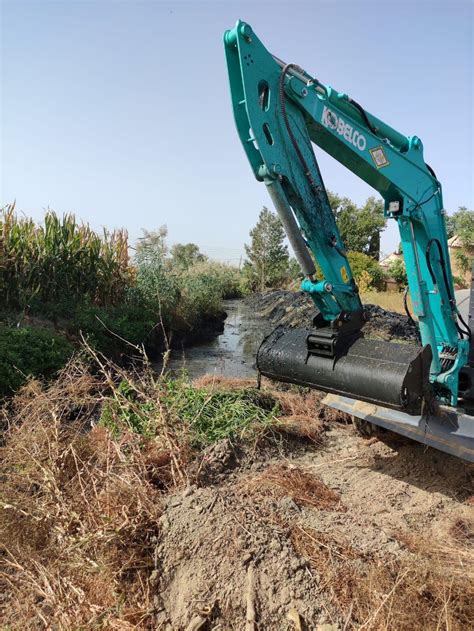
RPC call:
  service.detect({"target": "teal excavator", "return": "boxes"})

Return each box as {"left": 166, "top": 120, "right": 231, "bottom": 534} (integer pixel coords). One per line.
{"left": 224, "top": 21, "right": 474, "bottom": 461}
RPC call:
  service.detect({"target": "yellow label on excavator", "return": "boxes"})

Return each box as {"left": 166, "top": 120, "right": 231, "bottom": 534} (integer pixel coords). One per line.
{"left": 340, "top": 266, "right": 349, "bottom": 283}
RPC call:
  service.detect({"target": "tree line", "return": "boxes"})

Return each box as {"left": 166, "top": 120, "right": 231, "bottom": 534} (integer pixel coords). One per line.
{"left": 243, "top": 194, "right": 473, "bottom": 292}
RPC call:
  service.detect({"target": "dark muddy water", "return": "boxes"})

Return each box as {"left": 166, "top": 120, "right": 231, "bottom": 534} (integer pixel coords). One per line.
{"left": 159, "top": 299, "right": 273, "bottom": 379}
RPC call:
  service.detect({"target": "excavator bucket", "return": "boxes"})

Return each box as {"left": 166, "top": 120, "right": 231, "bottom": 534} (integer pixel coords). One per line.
{"left": 257, "top": 328, "right": 432, "bottom": 414}
{"left": 257, "top": 284, "right": 474, "bottom": 462}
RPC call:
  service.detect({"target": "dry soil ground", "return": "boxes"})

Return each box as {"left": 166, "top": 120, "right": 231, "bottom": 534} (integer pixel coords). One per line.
{"left": 153, "top": 386, "right": 473, "bottom": 630}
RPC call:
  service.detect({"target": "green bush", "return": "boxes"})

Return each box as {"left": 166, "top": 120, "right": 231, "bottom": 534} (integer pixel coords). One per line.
{"left": 134, "top": 256, "right": 243, "bottom": 329}
{"left": 69, "top": 301, "right": 158, "bottom": 357}
{"left": 347, "top": 251, "right": 386, "bottom": 290}
{"left": 204, "top": 262, "right": 243, "bottom": 299}
{"left": 176, "top": 263, "right": 229, "bottom": 326}
{"left": 99, "top": 379, "right": 157, "bottom": 437}
{"left": 134, "top": 250, "right": 180, "bottom": 325}
{"left": 0, "top": 324, "right": 74, "bottom": 397}
{"left": 387, "top": 258, "right": 408, "bottom": 288}
{"left": 97, "top": 376, "right": 280, "bottom": 447}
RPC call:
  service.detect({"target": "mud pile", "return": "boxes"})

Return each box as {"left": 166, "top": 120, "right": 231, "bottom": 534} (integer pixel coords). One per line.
{"left": 247, "top": 290, "right": 420, "bottom": 343}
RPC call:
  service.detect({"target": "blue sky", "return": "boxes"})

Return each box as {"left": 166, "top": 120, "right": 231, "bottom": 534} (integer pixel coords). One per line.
{"left": 1, "top": 0, "right": 472, "bottom": 261}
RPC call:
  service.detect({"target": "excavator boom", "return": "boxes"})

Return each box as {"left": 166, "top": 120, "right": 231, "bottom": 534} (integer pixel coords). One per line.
{"left": 224, "top": 21, "right": 474, "bottom": 460}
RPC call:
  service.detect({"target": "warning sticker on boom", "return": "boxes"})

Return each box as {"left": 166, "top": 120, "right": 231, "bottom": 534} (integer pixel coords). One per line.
{"left": 369, "top": 146, "right": 389, "bottom": 168}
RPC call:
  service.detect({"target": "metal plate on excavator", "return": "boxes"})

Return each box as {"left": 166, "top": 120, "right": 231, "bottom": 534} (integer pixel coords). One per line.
{"left": 323, "top": 393, "right": 474, "bottom": 462}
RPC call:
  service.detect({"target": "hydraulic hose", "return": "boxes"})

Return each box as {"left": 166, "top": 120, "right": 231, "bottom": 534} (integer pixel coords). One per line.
{"left": 426, "top": 238, "right": 471, "bottom": 340}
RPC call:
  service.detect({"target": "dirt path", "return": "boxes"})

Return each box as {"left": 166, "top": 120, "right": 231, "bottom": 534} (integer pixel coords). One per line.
{"left": 153, "top": 421, "right": 473, "bottom": 630}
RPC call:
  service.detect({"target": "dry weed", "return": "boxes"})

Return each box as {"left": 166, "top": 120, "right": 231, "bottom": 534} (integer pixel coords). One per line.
{"left": 270, "top": 386, "right": 350, "bottom": 426}
{"left": 292, "top": 524, "right": 474, "bottom": 630}
{"left": 275, "top": 414, "right": 325, "bottom": 441}
{"left": 396, "top": 511, "right": 474, "bottom": 584}
{"left": 0, "top": 359, "right": 189, "bottom": 630}
{"left": 247, "top": 464, "right": 344, "bottom": 511}
{"left": 192, "top": 375, "right": 257, "bottom": 391}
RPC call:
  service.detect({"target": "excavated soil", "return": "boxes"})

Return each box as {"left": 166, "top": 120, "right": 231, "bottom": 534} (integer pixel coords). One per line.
{"left": 153, "top": 421, "right": 473, "bottom": 630}
{"left": 246, "top": 290, "right": 420, "bottom": 343}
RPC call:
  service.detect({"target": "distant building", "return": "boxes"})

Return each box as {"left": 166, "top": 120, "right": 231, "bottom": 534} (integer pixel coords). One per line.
{"left": 379, "top": 251, "right": 403, "bottom": 271}
{"left": 379, "top": 236, "right": 472, "bottom": 290}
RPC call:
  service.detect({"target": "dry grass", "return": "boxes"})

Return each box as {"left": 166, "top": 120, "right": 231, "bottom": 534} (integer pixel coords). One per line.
{"left": 0, "top": 360, "right": 189, "bottom": 630}
{"left": 0, "top": 363, "right": 326, "bottom": 628}
{"left": 247, "top": 464, "right": 344, "bottom": 511}
{"left": 192, "top": 377, "right": 341, "bottom": 441}
{"left": 292, "top": 524, "right": 474, "bottom": 630}
{"left": 271, "top": 385, "right": 348, "bottom": 423}
{"left": 192, "top": 374, "right": 258, "bottom": 391}
{"left": 396, "top": 511, "right": 474, "bottom": 583}
{"left": 361, "top": 290, "right": 411, "bottom": 314}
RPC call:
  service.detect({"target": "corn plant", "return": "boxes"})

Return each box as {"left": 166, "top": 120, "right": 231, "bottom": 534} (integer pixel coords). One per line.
{"left": 0, "top": 203, "right": 133, "bottom": 311}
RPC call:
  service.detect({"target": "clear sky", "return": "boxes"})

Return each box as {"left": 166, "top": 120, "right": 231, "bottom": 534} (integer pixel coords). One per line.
{"left": 1, "top": 0, "right": 473, "bottom": 261}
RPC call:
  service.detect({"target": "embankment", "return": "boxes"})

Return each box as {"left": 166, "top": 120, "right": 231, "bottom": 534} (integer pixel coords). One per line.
{"left": 247, "top": 290, "right": 420, "bottom": 342}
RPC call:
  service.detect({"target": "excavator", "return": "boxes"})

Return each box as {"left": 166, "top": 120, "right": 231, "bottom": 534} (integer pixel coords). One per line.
{"left": 224, "top": 21, "right": 474, "bottom": 462}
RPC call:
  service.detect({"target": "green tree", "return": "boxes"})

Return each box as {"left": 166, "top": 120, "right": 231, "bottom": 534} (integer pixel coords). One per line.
{"left": 244, "top": 207, "right": 289, "bottom": 291}
{"left": 327, "top": 192, "right": 385, "bottom": 258}
{"left": 388, "top": 258, "right": 408, "bottom": 288}
{"left": 287, "top": 257, "right": 303, "bottom": 282}
{"left": 346, "top": 251, "right": 386, "bottom": 290}
{"left": 170, "top": 243, "right": 207, "bottom": 270}
{"left": 446, "top": 206, "right": 474, "bottom": 275}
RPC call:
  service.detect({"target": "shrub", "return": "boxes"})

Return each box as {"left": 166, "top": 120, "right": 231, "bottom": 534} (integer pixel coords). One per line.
{"left": 134, "top": 251, "right": 243, "bottom": 328}
{"left": 99, "top": 378, "right": 157, "bottom": 437}
{"left": 207, "top": 262, "right": 243, "bottom": 299}
{"left": 134, "top": 250, "right": 180, "bottom": 325}
{"left": 163, "top": 377, "right": 280, "bottom": 447}
{"left": 176, "top": 265, "right": 227, "bottom": 327}
{"left": 0, "top": 324, "right": 74, "bottom": 396}
{"left": 388, "top": 258, "right": 408, "bottom": 288}
{"left": 70, "top": 301, "right": 158, "bottom": 357}
{"left": 346, "top": 251, "right": 386, "bottom": 290}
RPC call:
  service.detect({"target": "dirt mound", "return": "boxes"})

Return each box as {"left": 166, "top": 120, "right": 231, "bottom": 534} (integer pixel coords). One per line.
{"left": 247, "top": 290, "right": 419, "bottom": 342}
{"left": 153, "top": 424, "right": 473, "bottom": 630}
{"left": 154, "top": 479, "right": 326, "bottom": 629}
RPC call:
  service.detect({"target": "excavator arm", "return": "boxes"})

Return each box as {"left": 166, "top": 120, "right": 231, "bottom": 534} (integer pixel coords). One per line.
{"left": 224, "top": 20, "right": 471, "bottom": 410}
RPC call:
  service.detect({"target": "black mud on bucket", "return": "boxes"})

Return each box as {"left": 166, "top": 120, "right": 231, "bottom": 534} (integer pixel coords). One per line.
{"left": 257, "top": 327, "right": 432, "bottom": 414}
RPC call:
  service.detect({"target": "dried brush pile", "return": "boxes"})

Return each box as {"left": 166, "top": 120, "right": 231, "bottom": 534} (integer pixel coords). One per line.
{"left": 292, "top": 524, "right": 474, "bottom": 630}
{"left": 0, "top": 359, "right": 289, "bottom": 629}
